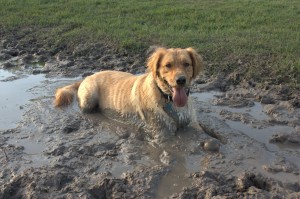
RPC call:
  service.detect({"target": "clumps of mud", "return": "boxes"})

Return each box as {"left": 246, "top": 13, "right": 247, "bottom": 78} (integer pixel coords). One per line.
{"left": 269, "top": 132, "right": 300, "bottom": 145}
{"left": 0, "top": 165, "right": 168, "bottom": 199}
{"left": 264, "top": 102, "right": 300, "bottom": 127}
{"left": 2, "top": 165, "right": 299, "bottom": 199}
{"left": 193, "top": 74, "right": 300, "bottom": 109}
{"left": 1, "top": 31, "right": 145, "bottom": 78}
{"left": 200, "top": 138, "right": 220, "bottom": 152}
{"left": 263, "top": 157, "right": 299, "bottom": 175}
{"left": 173, "top": 171, "right": 300, "bottom": 199}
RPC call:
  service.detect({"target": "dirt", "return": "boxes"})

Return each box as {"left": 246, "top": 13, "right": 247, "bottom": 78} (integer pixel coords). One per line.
{"left": 0, "top": 32, "right": 300, "bottom": 199}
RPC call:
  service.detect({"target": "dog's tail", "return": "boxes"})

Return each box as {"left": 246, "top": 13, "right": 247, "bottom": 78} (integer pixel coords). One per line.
{"left": 54, "top": 81, "right": 82, "bottom": 107}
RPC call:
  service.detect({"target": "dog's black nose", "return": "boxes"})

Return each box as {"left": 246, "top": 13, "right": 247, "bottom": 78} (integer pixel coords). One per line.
{"left": 176, "top": 76, "right": 186, "bottom": 85}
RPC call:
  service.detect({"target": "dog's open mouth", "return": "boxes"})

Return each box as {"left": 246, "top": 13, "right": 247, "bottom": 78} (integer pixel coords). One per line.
{"left": 171, "top": 87, "right": 189, "bottom": 107}
{"left": 161, "top": 78, "right": 189, "bottom": 107}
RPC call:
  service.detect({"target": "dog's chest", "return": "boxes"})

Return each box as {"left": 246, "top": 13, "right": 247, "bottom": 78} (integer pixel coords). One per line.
{"left": 163, "top": 102, "right": 191, "bottom": 128}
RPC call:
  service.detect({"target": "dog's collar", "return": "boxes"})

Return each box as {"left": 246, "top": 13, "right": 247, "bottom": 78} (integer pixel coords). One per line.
{"left": 156, "top": 83, "right": 173, "bottom": 102}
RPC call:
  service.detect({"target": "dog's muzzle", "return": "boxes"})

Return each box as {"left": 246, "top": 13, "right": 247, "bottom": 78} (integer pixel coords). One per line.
{"left": 176, "top": 76, "right": 186, "bottom": 86}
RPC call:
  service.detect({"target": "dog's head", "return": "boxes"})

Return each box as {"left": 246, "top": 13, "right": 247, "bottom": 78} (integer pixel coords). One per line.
{"left": 147, "top": 47, "right": 203, "bottom": 107}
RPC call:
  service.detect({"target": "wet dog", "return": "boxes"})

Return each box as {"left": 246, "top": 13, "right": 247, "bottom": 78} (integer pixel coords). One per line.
{"left": 55, "top": 47, "right": 203, "bottom": 141}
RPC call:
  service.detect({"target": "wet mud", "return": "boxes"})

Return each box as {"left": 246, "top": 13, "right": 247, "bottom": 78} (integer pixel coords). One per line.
{"left": 1, "top": 40, "right": 300, "bottom": 198}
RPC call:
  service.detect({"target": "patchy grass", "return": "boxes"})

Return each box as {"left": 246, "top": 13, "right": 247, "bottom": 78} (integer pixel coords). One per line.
{"left": 0, "top": 0, "right": 299, "bottom": 84}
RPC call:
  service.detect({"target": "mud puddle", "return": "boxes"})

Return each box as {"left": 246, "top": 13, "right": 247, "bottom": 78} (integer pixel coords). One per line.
{"left": 0, "top": 69, "right": 79, "bottom": 130}
{"left": 0, "top": 69, "right": 45, "bottom": 130}
{"left": 0, "top": 68, "right": 81, "bottom": 168}
{"left": 194, "top": 91, "right": 300, "bottom": 182}
{"left": 1, "top": 67, "right": 300, "bottom": 198}
{"left": 194, "top": 91, "right": 299, "bottom": 151}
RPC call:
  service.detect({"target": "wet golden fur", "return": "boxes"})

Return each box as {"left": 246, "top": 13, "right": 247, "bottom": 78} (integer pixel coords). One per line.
{"left": 55, "top": 47, "right": 203, "bottom": 140}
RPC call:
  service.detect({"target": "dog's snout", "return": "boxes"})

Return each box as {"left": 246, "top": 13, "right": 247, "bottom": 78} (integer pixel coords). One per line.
{"left": 176, "top": 76, "right": 186, "bottom": 86}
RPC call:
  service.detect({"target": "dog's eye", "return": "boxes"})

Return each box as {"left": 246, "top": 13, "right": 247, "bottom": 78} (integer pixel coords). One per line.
{"left": 183, "top": 62, "right": 190, "bottom": 67}
{"left": 165, "top": 63, "right": 172, "bottom": 68}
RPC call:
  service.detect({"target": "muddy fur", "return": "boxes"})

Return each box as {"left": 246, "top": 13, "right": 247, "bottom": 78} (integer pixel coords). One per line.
{"left": 54, "top": 47, "right": 203, "bottom": 140}
{"left": 54, "top": 81, "right": 82, "bottom": 107}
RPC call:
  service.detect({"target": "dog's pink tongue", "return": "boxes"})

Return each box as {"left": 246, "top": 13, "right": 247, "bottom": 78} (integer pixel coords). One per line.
{"left": 172, "top": 87, "right": 188, "bottom": 107}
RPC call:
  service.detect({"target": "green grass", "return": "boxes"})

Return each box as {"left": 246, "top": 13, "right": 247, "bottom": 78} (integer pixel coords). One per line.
{"left": 0, "top": 0, "right": 299, "bottom": 84}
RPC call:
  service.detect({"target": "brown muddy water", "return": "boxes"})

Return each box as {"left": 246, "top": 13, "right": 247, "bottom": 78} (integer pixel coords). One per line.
{"left": 194, "top": 91, "right": 300, "bottom": 182}
{"left": 0, "top": 67, "right": 299, "bottom": 198}
{"left": 0, "top": 70, "right": 44, "bottom": 130}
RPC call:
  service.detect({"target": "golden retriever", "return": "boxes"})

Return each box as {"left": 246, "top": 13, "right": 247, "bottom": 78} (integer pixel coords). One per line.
{"left": 54, "top": 47, "right": 203, "bottom": 141}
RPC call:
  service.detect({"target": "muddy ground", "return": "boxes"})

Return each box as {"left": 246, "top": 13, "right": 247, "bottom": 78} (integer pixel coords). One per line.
{"left": 0, "top": 34, "right": 300, "bottom": 199}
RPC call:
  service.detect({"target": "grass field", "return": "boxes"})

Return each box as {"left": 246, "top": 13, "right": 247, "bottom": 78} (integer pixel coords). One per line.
{"left": 0, "top": 0, "right": 299, "bottom": 84}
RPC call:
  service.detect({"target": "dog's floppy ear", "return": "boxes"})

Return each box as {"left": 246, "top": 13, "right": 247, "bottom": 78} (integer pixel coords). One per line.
{"left": 186, "top": 47, "right": 204, "bottom": 79}
{"left": 147, "top": 47, "right": 167, "bottom": 77}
